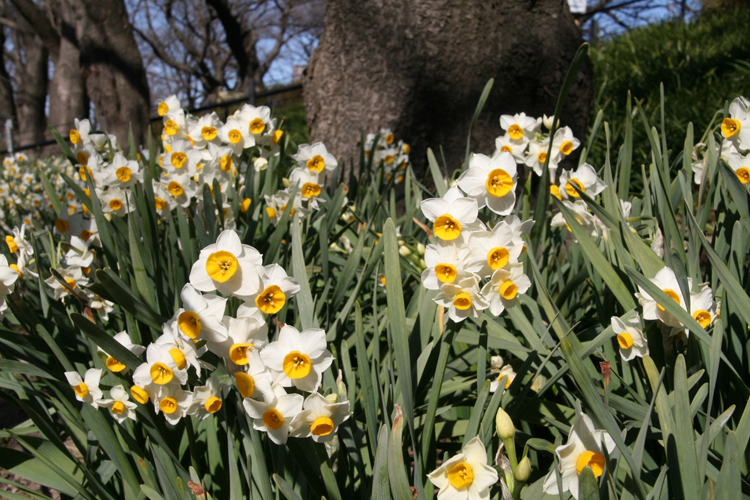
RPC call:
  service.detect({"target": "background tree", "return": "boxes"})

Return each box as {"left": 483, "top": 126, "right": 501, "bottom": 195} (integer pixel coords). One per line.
{"left": 304, "top": 0, "right": 592, "bottom": 172}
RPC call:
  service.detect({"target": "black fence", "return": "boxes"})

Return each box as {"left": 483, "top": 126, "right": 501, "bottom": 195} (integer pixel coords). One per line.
{"left": 0, "top": 83, "right": 303, "bottom": 157}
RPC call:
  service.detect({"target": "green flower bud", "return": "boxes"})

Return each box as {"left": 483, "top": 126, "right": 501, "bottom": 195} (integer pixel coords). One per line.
{"left": 514, "top": 456, "right": 531, "bottom": 483}
{"left": 495, "top": 407, "right": 515, "bottom": 440}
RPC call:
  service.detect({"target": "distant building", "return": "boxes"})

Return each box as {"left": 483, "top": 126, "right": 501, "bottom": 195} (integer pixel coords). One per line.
{"left": 292, "top": 65, "right": 306, "bottom": 83}
{"left": 568, "top": 0, "right": 587, "bottom": 14}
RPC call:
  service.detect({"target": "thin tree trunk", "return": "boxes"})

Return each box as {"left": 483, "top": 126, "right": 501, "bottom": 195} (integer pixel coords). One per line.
{"left": 0, "top": 25, "right": 16, "bottom": 131}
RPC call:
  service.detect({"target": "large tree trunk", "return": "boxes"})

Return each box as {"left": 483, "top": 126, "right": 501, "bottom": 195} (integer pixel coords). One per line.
{"left": 0, "top": 25, "right": 17, "bottom": 132}
{"left": 13, "top": 29, "right": 48, "bottom": 146}
{"left": 71, "top": 0, "right": 150, "bottom": 147}
{"left": 304, "top": 0, "right": 592, "bottom": 173}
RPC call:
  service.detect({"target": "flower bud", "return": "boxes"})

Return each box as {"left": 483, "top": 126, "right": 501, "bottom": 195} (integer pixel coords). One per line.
{"left": 399, "top": 246, "right": 411, "bottom": 257}
{"left": 543, "top": 114, "right": 555, "bottom": 130}
{"left": 514, "top": 456, "right": 531, "bottom": 483}
{"left": 325, "top": 393, "right": 338, "bottom": 404}
{"left": 282, "top": 177, "right": 291, "bottom": 188}
{"left": 490, "top": 355, "right": 504, "bottom": 369}
{"left": 254, "top": 157, "right": 269, "bottom": 172}
{"left": 417, "top": 243, "right": 425, "bottom": 255}
{"left": 495, "top": 407, "right": 515, "bottom": 439}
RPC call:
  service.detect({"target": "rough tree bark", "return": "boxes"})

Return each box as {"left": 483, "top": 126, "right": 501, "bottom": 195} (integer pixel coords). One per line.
{"left": 70, "top": 0, "right": 150, "bottom": 146}
{"left": 304, "top": 0, "right": 592, "bottom": 173}
{"left": 10, "top": 23, "right": 48, "bottom": 146}
{"left": 0, "top": 18, "right": 17, "bottom": 131}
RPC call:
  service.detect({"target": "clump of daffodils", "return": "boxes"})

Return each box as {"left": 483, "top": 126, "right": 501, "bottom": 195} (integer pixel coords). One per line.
{"left": 363, "top": 128, "right": 410, "bottom": 183}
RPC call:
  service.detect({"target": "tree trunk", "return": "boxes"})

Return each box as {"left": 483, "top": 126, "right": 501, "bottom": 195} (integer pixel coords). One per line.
{"left": 13, "top": 29, "right": 48, "bottom": 146}
{"left": 71, "top": 0, "right": 150, "bottom": 147}
{"left": 304, "top": 0, "right": 592, "bottom": 174}
{"left": 0, "top": 26, "right": 17, "bottom": 132}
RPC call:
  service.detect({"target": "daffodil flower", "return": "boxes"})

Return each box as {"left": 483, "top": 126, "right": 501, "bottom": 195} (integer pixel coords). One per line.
{"left": 427, "top": 436, "right": 499, "bottom": 500}
{"left": 421, "top": 187, "right": 481, "bottom": 242}
{"left": 481, "top": 263, "right": 530, "bottom": 316}
{"left": 132, "top": 343, "right": 189, "bottom": 388}
{"left": 434, "top": 275, "right": 489, "bottom": 323}
{"left": 187, "top": 374, "right": 228, "bottom": 419}
{"left": 420, "top": 243, "right": 480, "bottom": 290}
{"left": 162, "top": 138, "right": 203, "bottom": 176}
{"left": 64, "top": 236, "right": 96, "bottom": 268}
{"left": 157, "top": 95, "right": 181, "bottom": 117}
{"left": 243, "top": 387, "right": 303, "bottom": 445}
{"left": 723, "top": 97, "right": 750, "bottom": 149}
{"left": 245, "top": 264, "right": 301, "bottom": 316}
{"left": 293, "top": 142, "right": 338, "bottom": 174}
{"left": 98, "top": 385, "right": 137, "bottom": 423}
{"left": 289, "top": 392, "right": 351, "bottom": 443}
{"left": 221, "top": 117, "right": 256, "bottom": 156}
{"left": 97, "top": 331, "right": 145, "bottom": 374}
{"left": 99, "top": 187, "right": 133, "bottom": 217}
{"left": 727, "top": 152, "right": 750, "bottom": 185}
{"left": 103, "top": 153, "right": 143, "bottom": 188}
{"left": 260, "top": 325, "right": 333, "bottom": 392}
{"left": 611, "top": 315, "right": 649, "bottom": 361}
{"left": 155, "top": 330, "right": 209, "bottom": 376}
{"left": 494, "top": 133, "right": 527, "bottom": 163}
{"left": 234, "top": 349, "right": 277, "bottom": 404}
{"left": 65, "top": 368, "right": 103, "bottom": 408}
{"left": 500, "top": 112, "right": 536, "bottom": 143}
{"left": 525, "top": 138, "right": 560, "bottom": 179}
{"left": 543, "top": 412, "right": 615, "bottom": 500}
{"left": 172, "top": 283, "right": 229, "bottom": 343}
{"left": 457, "top": 152, "right": 518, "bottom": 216}
{"left": 688, "top": 284, "right": 716, "bottom": 332}
{"left": 490, "top": 364, "right": 516, "bottom": 393}
{"left": 467, "top": 221, "right": 525, "bottom": 279}
{"left": 208, "top": 316, "right": 268, "bottom": 371}
{"left": 552, "top": 126, "right": 581, "bottom": 157}
{"left": 635, "top": 266, "right": 688, "bottom": 329}
{"left": 187, "top": 112, "right": 222, "bottom": 149}
{"left": 154, "top": 384, "right": 193, "bottom": 425}
{"left": 45, "top": 265, "right": 88, "bottom": 300}
{"left": 190, "top": 229, "right": 264, "bottom": 298}
{"left": 559, "top": 163, "right": 606, "bottom": 200}
{"left": 550, "top": 200, "right": 599, "bottom": 239}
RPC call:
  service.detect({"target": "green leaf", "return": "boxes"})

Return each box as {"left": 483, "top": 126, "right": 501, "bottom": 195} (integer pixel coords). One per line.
{"left": 427, "top": 148, "right": 447, "bottom": 198}
{"left": 578, "top": 466, "right": 600, "bottom": 500}
{"left": 273, "top": 474, "right": 303, "bottom": 500}
{"left": 464, "top": 79, "right": 494, "bottom": 168}
{"left": 355, "top": 302, "right": 379, "bottom": 457}
{"left": 48, "top": 126, "right": 78, "bottom": 166}
{"left": 388, "top": 406, "right": 413, "bottom": 500}
{"left": 715, "top": 431, "right": 740, "bottom": 500}
{"left": 718, "top": 159, "right": 750, "bottom": 236}
{"left": 70, "top": 313, "right": 142, "bottom": 370}
{"left": 461, "top": 379, "right": 491, "bottom": 447}
{"left": 0, "top": 360, "right": 56, "bottom": 379}
{"left": 128, "top": 215, "right": 158, "bottom": 309}
{"left": 372, "top": 425, "right": 392, "bottom": 500}
{"left": 291, "top": 215, "right": 315, "bottom": 330}
{"left": 672, "top": 355, "right": 700, "bottom": 499}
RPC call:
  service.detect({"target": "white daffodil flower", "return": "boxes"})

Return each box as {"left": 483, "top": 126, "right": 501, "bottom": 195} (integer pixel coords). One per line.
{"left": 64, "top": 236, "right": 96, "bottom": 268}
{"left": 457, "top": 152, "right": 518, "bottom": 216}
{"left": 723, "top": 96, "right": 750, "bottom": 149}
{"left": 289, "top": 392, "right": 351, "bottom": 443}
{"left": 7, "top": 224, "right": 33, "bottom": 258}
{"left": 65, "top": 368, "right": 103, "bottom": 408}
{"left": 293, "top": 142, "right": 338, "bottom": 174}
{"left": 611, "top": 315, "right": 649, "bottom": 361}
{"left": 726, "top": 151, "right": 750, "bottom": 185}
{"left": 244, "top": 264, "right": 301, "bottom": 316}
{"left": 157, "top": 95, "right": 181, "bottom": 117}
{"left": 552, "top": 126, "right": 581, "bottom": 157}
{"left": 559, "top": 163, "right": 606, "bottom": 200}
{"left": 99, "top": 187, "right": 133, "bottom": 218}
{"left": 209, "top": 316, "right": 268, "bottom": 371}
{"left": 154, "top": 330, "right": 208, "bottom": 376}
{"left": 421, "top": 187, "right": 482, "bottom": 242}
{"left": 420, "top": 243, "right": 480, "bottom": 290}
{"left": 154, "top": 384, "right": 193, "bottom": 425}
{"left": 188, "top": 112, "right": 222, "bottom": 149}
{"left": 500, "top": 112, "right": 536, "bottom": 143}
{"left": 170, "top": 283, "right": 228, "bottom": 343}
{"left": 551, "top": 200, "right": 599, "bottom": 239}
{"left": 467, "top": 221, "right": 525, "bottom": 279}
{"left": 490, "top": 364, "right": 516, "bottom": 393}
{"left": 161, "top": 170, "right": 198, "bottom": 208}
{"left": 482, "top": 263, "right": 531, "bottom": 316}
{"left": 98, "top": 331, "right": 145, "bottom": 373}
{"left": 98, "top": 385, "right": 137, "bottom": 423}
{"left": 103, "top": 153, "right": 143, "bottom": 189}
{"left": 132, "top": 343, "right": 189, "bottom": 388}
{"left": 434, "top": 274, "right": 489, "bottom": 323}
{"left": 45, "top": 266, "right": 88, "bottom": 300}
{"left": 187, "top": 374, "right": 228, "bottom": 419}
{"left": 87, "top": 293, "right": 114, "bottom": 320}
{"left": 543, "top": 412, "right": 615, "bottom": 500}
{"left": 220, "top": 117, "right": 255, "bottom": 156}
{"left": 260, "top": 325, "right": 334, "bottom": 392}
{"left": 0, "top": 254, "right": 19, "bottom": 297}
{"left": 427, "top": 436, "right": 499, "bottom": 500}
{"left": 689, "top": 284, "right": 716, "bottom": 330}
{"left": 163, "top": 108, "right": 188, "bottom": 142}
{"left": 635, "top": 266, "right": 689, "bottom": 329}
{"left": 289, "top": 167, "right": 324, "bottom": 203}
{"left": 243, "top": 388, "right": 304, "bottom": 445}
{"left": 189, "top": 229, "right": 264, "bottom": 298}
{"left": 525, "top": 138, "right": 560, "bottom": 178}
{"left": 234, "top": 349, "right": 277, "bottom": 404}
{"left": 162, "top": 138, "right": 203, "bottom": 176}
{"left": 494, "top": 133, "right": 526, "bottom": 163}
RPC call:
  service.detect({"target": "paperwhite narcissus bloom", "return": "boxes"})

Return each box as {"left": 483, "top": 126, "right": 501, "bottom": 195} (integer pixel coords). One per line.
{"left": 154, "top": 384, "right": 193, "bottom": 425}
{"left": 98, "top": 385, "right": 137, "bottom": 423}
{"left": 65, "top": 369, "right": 103, "bottom": 408}
{"left": 500, "top": 112, "right": 536, "bottom": 142}
{"left": 64, "top": 236, "right": 95, "bottom": 268}
{"left": 99, "top": 187, "right": 133, "bottom": 217}
{"left": 190, "top": 229, "right": 263, "bottom": 298}
{"left": 157, "top": 95, "right": 181, "bottom": 117}
{"left": 293, "top": 143, "right": 338, "bottom": 174}
{"left": 260, "top": 325, "right": 334, "bottom": 392}
{"left": 552, "top": 126, "right": 581, "bottom": 157}
{"left": 187, "top": 374, "right": 228, "bottom": 419}
{"left": 162, "top": 139, "right": 202, "bottom": 176}
{"left": 421, "top": 187, "right": 480, "bottom": 242}
{"left": 559, "top": 163, "right": 606, "bottom": 200}
{"left": 154, "top": 331, "right": 208, "bottom": 376}
{"left": 209, "top": 316, "right": 268, "bottom": 370}
{"left": 689, "top": 284, "right": 716, "bottom": 330}
{"left": 45, "top": 266, "right": 88, "bottom": 300}
{"left": 550, "top": 200, "right": 599, "bottom": 238}
{"left": 543, "top": 412, "right": 615, "bottom": 500}
{"left": 427, "top": 436, "right": 498, "bottom": 500}
{"left": 420, "top": 243, "right": 480, "bottom": 291}
{"left": 457, "top": 152, "right": 517, "bottom": 216}
{"left": 132, "top": 343, "right": 189, "bottom": 388}
{"left": 243, "top": 389, "right": 304, "bottom": 444}
{"left": 490, "top": 364, "right": 516, "bottom": 393}
{"left": 245, "top": 264, "right": 301, "bottom": 316}
{"left": 0, "top": 254, "right": 19, "bottom": 297}
{"left": 723, "top": 96, "right": 750, "bottom": 149}
{"left": 289, "top": 392, "right": 351, "bottom": 443}
{"left": 726, "top": 151, "right": 750, "bottom": 185}
{"left": 234, "top": 349, "right": 277, "bottom": 404}
{"left": 482, "top": 263, "right": 531, "bottom": 316}
{"left": 611, "top": 315, "right": 649, "bottom": 361}
{"left": 525, "top": 138, "right": 560, "bottom": 178}
{"left": 289, "top": 167, "right": 324, "bottom": 203}
{"left": 635, "top": 266, "right": 689, "bottom": 329}
{"left": 173, "top": 283, "right": 228, "bottom": 342}
{"left": 494, "top": 134, "right": 526, "bottom": 163}
{"left": 98, "top": 331, "right": 146, "bottom": 373}
{"left": 467, "top": 221, "right": 524, "bottom": 279}
{"left": 434, "top": 275, "right": 489, "bottom": 323}
{"left": 103, "top": 153, "right": 143, "bottom": 189}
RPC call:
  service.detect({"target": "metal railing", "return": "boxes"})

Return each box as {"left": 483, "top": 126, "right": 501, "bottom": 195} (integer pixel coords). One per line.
{"left": 0, "top": 83, "right": 303, "bottom": 156}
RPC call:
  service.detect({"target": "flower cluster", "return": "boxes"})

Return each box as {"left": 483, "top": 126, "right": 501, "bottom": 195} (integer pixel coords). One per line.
{"left": 363, "top": 128, "right": 410, "bottom": 183}
{"left": 693, "top": 96, "right": 750, "bottom": 186}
